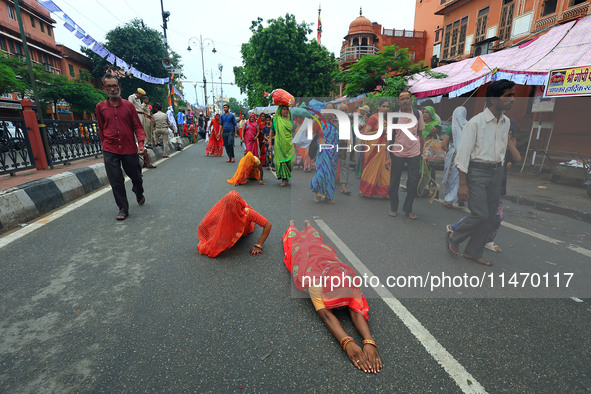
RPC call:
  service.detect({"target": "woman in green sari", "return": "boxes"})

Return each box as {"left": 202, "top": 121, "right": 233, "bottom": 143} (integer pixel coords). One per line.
{"left": 421, "top": 106, "right": 441, "bottom": 140}
{"left": 270, "top": 105, "right": 295, "bottom": 186}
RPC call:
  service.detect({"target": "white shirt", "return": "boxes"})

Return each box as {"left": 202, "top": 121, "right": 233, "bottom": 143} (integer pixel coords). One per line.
{"left": 455, "top": 107, "right": 510, "bottom": 174}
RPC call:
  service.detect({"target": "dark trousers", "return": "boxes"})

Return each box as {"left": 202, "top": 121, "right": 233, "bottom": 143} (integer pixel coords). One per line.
{"left": 389, "top": 154, "right": 420, "bottom": 214}
{"left": 223, "top": 132, "right": 235, "bottom": 159}
{"left": 103, "top": 151, "right": 143, "bottom": 213}
{"left": 451, "top": 166, "right": 504, "bottom": 258}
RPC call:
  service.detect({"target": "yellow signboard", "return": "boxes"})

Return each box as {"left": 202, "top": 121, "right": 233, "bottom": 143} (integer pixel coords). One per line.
{"left": 544, "top": 65, "right": 591, "bottom": 97}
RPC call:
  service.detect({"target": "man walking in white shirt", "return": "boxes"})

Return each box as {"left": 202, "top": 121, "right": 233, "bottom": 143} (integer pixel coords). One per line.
{"left": 446, "top": 79, "right": 515, "bottom": 266}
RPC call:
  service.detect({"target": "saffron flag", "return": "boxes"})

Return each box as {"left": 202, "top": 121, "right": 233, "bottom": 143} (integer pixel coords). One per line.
{"left": 317, "top": 10, "right": 322, "bottom": 44}
{"left": 471, "top": 56, "right": 486, "bottom": 73}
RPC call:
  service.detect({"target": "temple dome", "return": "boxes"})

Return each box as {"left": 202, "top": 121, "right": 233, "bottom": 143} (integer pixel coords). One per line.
{"left": 348, "top": 15, "right": 373, "bottom": 35}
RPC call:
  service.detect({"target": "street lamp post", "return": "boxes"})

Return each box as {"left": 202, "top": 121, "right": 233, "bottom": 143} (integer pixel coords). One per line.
{"left": 187, "top": 35, "right": 216, "bottom": 114}
{"left": 218, "top": 63, "right": 224, "bottom": 108}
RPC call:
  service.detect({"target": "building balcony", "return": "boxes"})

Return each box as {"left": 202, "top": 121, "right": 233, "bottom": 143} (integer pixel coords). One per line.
{"left": 339, "top": 45, "right": 379, "bottom": 64}
{"left": 535, "top": 3, "right": 590, "bottom": 31}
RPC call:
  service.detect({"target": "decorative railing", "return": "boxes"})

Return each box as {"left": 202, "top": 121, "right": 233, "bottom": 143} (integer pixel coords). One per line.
{"left": 0, "top": 118, "right": 35, "bottom": 175}
{"left": 560, "top": 3, "right": 590, "bottom": 21}
{"left": 339, "top": 46, "right": 379, "bottom": 64}
{"left": 535, "top": 14, "right": 557, "bottom": 30}
{"left": 44, "top": 120, "right": 102, "bottom": 165}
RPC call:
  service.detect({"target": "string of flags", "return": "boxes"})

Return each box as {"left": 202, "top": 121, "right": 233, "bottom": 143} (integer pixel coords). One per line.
{"left": 37, "top": 0, "right": 169, "bottom": 85}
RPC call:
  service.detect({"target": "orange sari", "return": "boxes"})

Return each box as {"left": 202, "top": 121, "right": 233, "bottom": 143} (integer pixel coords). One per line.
{"left": 359, "top": 113, "right": 390, "bottom": 197}
{"left": 227, "top": 152, "right": 260, "bottom": 185}
{"left": 197, "top": 191, "right": 267, "bottom": 257}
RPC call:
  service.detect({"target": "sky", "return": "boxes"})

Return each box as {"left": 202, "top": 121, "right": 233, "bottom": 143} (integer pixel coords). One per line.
{"left": 48, "top": 0, "right": 418, "bottom": 105}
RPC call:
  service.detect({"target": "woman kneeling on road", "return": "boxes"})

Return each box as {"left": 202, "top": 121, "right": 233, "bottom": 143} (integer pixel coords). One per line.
{"left": 283, "top": 220, "right": 382, "bottom": 373}
{"left": 197, "top": 191, "right": 271, "bottom": 257}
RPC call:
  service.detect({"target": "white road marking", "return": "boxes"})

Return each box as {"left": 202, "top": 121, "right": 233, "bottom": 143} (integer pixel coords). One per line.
{"left": 501, "top": 221, "right": 591, "bottom": 258}
{"left": 436, "top": 199, "right": 591, "bottom": 259}
{"left": 315, "top": 218, "right": 487, "bottom": 394}
{"left": 0, "top": 149, "right": 184, "bottom": 250}
{"left": 571, "top": 297, "right": 584, "bottom": 303}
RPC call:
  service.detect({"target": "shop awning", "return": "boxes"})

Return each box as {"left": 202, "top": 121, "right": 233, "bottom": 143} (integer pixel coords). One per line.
{"left": 408, "top": 15, "right": 591, "bottom": 97}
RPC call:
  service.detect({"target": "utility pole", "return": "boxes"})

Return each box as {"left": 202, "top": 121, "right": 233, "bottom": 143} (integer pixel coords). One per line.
{"left": 13, "top": 0, "right": 53, "bottom": 168}
{"left": 159, "top": 0, "right": 175, "bottom": 115}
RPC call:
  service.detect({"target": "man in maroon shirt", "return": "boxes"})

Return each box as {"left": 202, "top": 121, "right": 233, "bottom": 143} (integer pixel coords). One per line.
{"left": 96, "top": 74, "right": 146, "bottom": 220}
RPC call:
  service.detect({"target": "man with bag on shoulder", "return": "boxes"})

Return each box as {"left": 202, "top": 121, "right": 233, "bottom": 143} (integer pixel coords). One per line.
{"left": 384, "top": 90, "right": 425, "bottom": 220}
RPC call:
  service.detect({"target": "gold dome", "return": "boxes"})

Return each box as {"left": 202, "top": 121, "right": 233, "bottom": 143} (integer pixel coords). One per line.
{"left": 348, "top": 15, "right": 373, "bottom": 35}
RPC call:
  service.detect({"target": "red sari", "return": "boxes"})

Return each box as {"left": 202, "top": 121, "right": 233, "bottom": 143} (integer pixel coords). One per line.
{"left": 198, "top": 191, "right": 268, "bottom": 257}
{"left": 244, "top": 120, "right": 259, "bottom": 157}
{"left": 282, "top": 224, "right": 369, "bottom": 321}
{"left": 206, "top": 117, "right": 223, "bottom": 156}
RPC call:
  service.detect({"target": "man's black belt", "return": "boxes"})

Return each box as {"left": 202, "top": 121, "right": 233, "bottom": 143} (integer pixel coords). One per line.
{"left": 470, "top": 161, "right": 503, "bottom": 169}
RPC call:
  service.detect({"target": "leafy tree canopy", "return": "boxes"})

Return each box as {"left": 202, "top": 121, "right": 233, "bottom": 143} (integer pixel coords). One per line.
{"left": 82, "top": 19, "right": 182, "bottom": 107}
{"left": 234, "top": 14, "right": 338, "bottom": 107}
{"left": 0, "top": 54, "right": 104, "bottom": 114}
{"left": 227, "top": 97, "right": 248, "bottom": 116}
{"left": 334, "top": 45, "right": 445, "bottom": 98}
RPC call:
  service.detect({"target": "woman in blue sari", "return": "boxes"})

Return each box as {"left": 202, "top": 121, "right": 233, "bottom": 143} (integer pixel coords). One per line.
{"left": 310, "top": 103, "right": 340, "bottom": 203}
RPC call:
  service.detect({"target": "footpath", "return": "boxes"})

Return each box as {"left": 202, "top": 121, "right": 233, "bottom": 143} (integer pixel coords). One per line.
{"left": 1, "top": 143, "right": 590, "bottom": 234}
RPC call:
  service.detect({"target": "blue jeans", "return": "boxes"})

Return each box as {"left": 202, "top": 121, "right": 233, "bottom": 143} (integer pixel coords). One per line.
{"left": 223, "top": 132, "right": 235, "bottom": 159}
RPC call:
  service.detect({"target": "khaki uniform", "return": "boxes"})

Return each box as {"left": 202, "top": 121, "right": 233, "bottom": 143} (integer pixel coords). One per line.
{"left": 153, "top": 112, "right": 170, "bottom": 155}
{"left": 142, "top": 102, "right": 153, "bottom": 146}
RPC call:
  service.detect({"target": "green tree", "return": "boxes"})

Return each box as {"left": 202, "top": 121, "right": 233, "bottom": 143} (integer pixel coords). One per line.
{"left": 234, "top": 14, "right": 337, "bottom": 107}
{"left": 82, "top": 19, "right": 182, "bottom": 106}
{"left": 0, "top": 56, "right": 25, "bottom": 94}
{"left": 334, "top": 45, "right": 443, "bottom": 98}
{"left": 227, "top": 97, "right": 248, "bottom": 115}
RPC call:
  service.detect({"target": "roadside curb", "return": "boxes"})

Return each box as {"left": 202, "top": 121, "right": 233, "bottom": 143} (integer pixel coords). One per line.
{"left": 0, "top": 138, "right": 191, "bottom": 234}
{"left": 504, "top": 194, "right": 591, "bottom": 224}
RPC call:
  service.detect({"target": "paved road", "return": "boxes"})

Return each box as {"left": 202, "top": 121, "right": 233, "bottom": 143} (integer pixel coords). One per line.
{"left": 1, "top": 142, "right": 590, "bottom": 392}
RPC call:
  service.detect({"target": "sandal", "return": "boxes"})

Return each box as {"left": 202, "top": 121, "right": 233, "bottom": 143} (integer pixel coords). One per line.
{"left": 442, "top": 202, "right": 453, "bottom": 209}
{"left": 340, "top": 189, "right": 352, "bottom": 195}
{"left": 280, "top": 181, "right": 287, "bottom": 187}
{"left": 463, "top": 254, "right": 493, "bottom": 266}
{"left": 406, "top": 212, "right": 418, "bottom": 220}
{"left": 388, "top": 211, "right": 398, "bottom": 217}
{"left": 137, "top": 195, "right": 145, "bottom": 205}
{"left": 446, "top": 231, "right": 460, "bottom": 256}
{"left": 485, "top": 242, "right": 502, "bottom": 253}
{"left": 116, "top": 209, "right": 128, "bottom": 221}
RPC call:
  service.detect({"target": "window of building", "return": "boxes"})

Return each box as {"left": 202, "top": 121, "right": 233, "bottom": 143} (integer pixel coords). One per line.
{"left": 69, "top": 64, "right": 75, "bottom": 77}
{"left": 541, "top": 0, "right": 558, "bottom": 16}
{"left": 570, "top": 0, "right": 586, "bottom": 5}
{"left": 8, "top": 40, "right": 15, "bottom": 54}
{"left": 30, "top": 15, "right": 36, "bottom": 28}
{"left": 40, "top": 23, "right": 45, "bottom": 33}
{"left": 0, "top": 38, "right": 6, "bottom": 52}
{"left": 499, "top": 0, "right": 515, "bottom": 40}
{"left": 7, "top": 4, "right": 16, "bottom": 20}
{"left": 409, "top": 51, "right": 416, "bottom": 61}
{"left": 475, "top": 7, "right": 489, "bottom": 43}
{"left": 47, "top": 26, "right": 52, "bottom": 36}
{"left": 15, "top": 42, "right": 23, "bottom": 56}
{"left": 443, "top": 16, "right": 468, "bottom": 58}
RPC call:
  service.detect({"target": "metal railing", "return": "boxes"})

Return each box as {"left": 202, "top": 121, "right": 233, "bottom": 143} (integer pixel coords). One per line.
{"left": 0, "top": 118, "right": 35, "bottom": 175}
{"left": 45, "top": 120, "right": 102, "bottom": 165}
{"left": 339, "top": 46, "right": 379, "bottom": 64}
